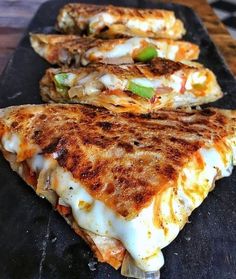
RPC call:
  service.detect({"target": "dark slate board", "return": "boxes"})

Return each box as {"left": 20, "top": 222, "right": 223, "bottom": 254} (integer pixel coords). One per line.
{"left": 0, "top": 1, "right": 236, "bottom": 279}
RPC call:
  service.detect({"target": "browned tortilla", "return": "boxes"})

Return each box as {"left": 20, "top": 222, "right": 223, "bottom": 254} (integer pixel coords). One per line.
{"left": 56, "top": 3, "right": 185, "bottom": 39}
{"left": 0, "top": 104, "right": 235, "bottom": 218}
{"left": 42, "top": 58, "right": 191, "bottom": 79}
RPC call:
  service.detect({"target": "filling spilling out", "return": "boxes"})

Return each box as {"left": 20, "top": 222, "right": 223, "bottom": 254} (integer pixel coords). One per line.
{"left": 87, "top": 11, "right": 178, "bottom": 37}
{"left": 52, "top": 68, "right": 212, "bottom": 102}
{"left": 84, "top": 41, "right": 160, "bottom": 64}
{"left": 82, "top": 37, "right": 195, "bottom": 65}
{"left": 32, "top": 35, "right": 198, "bottom": 66}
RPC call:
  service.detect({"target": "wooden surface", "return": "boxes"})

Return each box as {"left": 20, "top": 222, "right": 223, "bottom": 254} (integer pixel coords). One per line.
{"left": 0, "top": 0, "right": 236, "bottom": 76}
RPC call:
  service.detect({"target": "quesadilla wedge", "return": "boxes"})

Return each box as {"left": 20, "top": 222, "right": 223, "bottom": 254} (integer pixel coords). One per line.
{"left": 56, "top": 3, "right": 186, "bottom": 39}
{"left": 40, "top": 58, "right": 222, "bottom": 113}
{"left": 0, "top": 104, "right": 235, "bottom": 278}
{"left": 30, "top": 34, "right": 199, "bottom": 66}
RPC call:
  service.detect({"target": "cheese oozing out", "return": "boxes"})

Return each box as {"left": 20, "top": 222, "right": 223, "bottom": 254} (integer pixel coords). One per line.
{"left": 126, "top": 19, "right": 166, "bottom": 33}
{"left": 97, "top": 70, "right": 207, "bottom": 96}
{"left": 1, "top": 133, "right": 234, "bottom": 272}
{"left": 88, "top": 12, "right": 175, "bottom": 34}
{"left": 83, "top": 37, "right": 180, "bottom": 64}
{"left": 57, "top": 67, "right": 213, "bottom": 101}
{"left": 89, "top": 12, "right": 115, "bottom": 31}
{"left": 99, "top": 74, "right": 128, "bottom": 90}
{"left": 86, "top": 37, "right": 143, "bottom": 61}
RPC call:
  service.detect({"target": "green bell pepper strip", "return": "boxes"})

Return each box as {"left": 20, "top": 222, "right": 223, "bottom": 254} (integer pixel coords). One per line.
{"left": 54, "top": 73, "right": 69, "bottom": 92}
{"left": 54, "top": 73, "right": 74, "bottom": 94}
{"left": 128, "top": 81, "right": 155, "bottom": 99}
{"left": 134, "top": 45, "right": 158, "bottom": 62}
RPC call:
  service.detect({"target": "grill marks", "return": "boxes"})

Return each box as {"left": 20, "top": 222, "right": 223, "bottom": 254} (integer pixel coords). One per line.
{"left": 31, "top": 34, "right": 102, "bottom": 53}
{"left": 97, "top": 57, "right": 190, "bottom": 78}
{"left": 57, "top": 3, "right": 185, "bottom": 40}
{"left": 72, "top": 3, "right": 106, "bottom": 16}
{"left": 96, "top": 121, "right": 113, "bottom": 131}
{"left": 117, "top": 142, "right": 134, "bottom": 153}
{"left": 148, "top": 58, "right": 187, "bottom": 76}
{"left": 42, "top": 137, "right": 61, "bottom": 153}
{"left": 0, "top": 104, "right": 233, "bottom": 218}
{"left": 47, "top": 58, "right": 190, "bottom": 79}
{"left": 69, "top": 3, "right": 169, "bottom": 20}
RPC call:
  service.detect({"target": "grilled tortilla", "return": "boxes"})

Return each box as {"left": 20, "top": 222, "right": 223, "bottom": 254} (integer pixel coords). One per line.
{"left": 0, "top": 104, "right": 235, "bottom": 278}
{"left": 40, "top": 58, "right": 222, "bottom": 113}
{"left": 56, "top": 3, "right": 186, "bottom": 39}
{"left": 30, "top": 34, "right": 199, "bottom": 66}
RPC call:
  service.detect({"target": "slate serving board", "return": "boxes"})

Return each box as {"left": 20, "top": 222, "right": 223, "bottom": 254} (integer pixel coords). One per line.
{"left": 0, "top": 1, "right": 236, "bottom": 279}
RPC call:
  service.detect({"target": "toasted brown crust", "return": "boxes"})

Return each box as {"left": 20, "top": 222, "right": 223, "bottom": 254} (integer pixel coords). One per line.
{"left": 69, "top": 3, "right": 170, "bottom": 17}
{"left": 30, "top": 33, "right": 99, "bottom": 66}
{"left": 41, "top": 57, "right": 191, "bottom": 80}
{"left": 58, "top": 3, "right": 174, "bottom": 24}
{"left": 31, "top": 33, "right": 102, "bottom": 49}
{"left": 96, "top": 58, "right": 190, "bottom": 78}
{"left": 0, "top": 104, "right": 235, "bottom": 218}
{"left": 56, "top": 3, "right": 185, "bottom": 39}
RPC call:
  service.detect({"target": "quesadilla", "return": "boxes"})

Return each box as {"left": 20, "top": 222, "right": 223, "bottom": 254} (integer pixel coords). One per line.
{"left": 40, "top": 58, "right": 222, "bottom": 113}
{"left": 0, "top": 104, "right": 235, "bottom": 278}
{"left": 30, "top": 34, "right": 199, "bottom": 66}
{"left": 56, "top": 3, "right": 186, "bottom": 39}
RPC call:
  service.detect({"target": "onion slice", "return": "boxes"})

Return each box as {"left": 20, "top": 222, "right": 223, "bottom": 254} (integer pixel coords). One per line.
{"left": 121, "top": 253, "right": 160, "bottom": 279}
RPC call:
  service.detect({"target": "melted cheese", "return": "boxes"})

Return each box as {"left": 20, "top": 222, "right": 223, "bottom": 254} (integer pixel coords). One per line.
{"left": 94, "top": 69, "right": 209, "bottom": 96}
{"left": 84, "top": 37, "right": 180, "bottom": 63}
{"left": 2, "top": 133, "right": 21, "bottom": 153}
{"left": 99, "top": 74, "right": 128, "bottom": 90}
{"left": 98, "top": 37, "right": 143, "bottom": 58}
{"left": 166, "top": 45, "right": 179, "bottom": 60}
{"left": 172, "top": 94, "right": 198, "bottom": 107}
{"left": 89, "top": 11, "right": 175, "bottom": 34}
{"left": 126, "top": 19, "right": 165, "bottom": 32}
{"left": 1, "top": 134, "right": 235, "bottom": 273}
{"left": 89, "top": 12, "right": 115, "bottom": 31}
{"left": 185, "top": 72, "right": 207, "bottom": 90}
{"left": 168, "top": 74, "right": 183, "bottom": 92}
{"left": 126, "top": 15, "right": 175, "bottom": 33}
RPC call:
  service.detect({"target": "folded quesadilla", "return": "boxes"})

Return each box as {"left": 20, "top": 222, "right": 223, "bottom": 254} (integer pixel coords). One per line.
{"left": 56, "top": 3, "right": 186, "bottom": 39}
{"left": 0, "top": 104, "right": 235, "bottom": 278}
{"left": 30, "top": 34, "right": 199, "bottom": 66}
{"left": 40, "top": 58, "right": 222, "bottom": 113}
